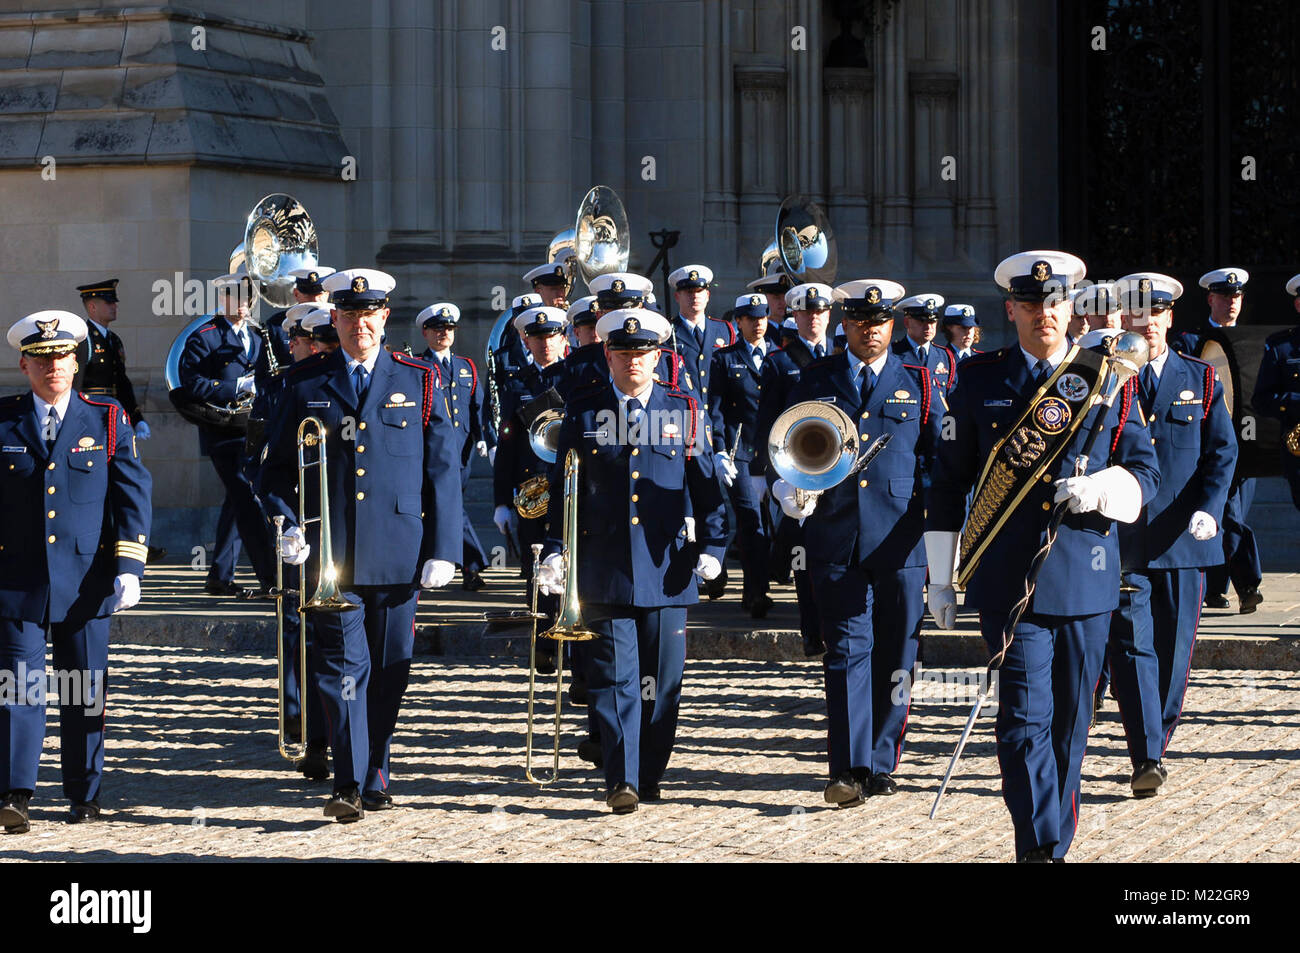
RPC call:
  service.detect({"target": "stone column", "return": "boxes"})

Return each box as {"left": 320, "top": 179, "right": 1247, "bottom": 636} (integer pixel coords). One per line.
{"left": 703, "top": 0, "right": 738, "bottom": 255}
{"left": 910, "top": 72, "right": 958, "bottom": 265}
{"left": 959, "top": 0, "right": 997, "bottom": 268}
{"left": 734, "top": 65, "right": 787, "bottom": 246}
{"left": 823, "top": 67, "right": 872, "bottom": 269}
{"left": 873, "top": 4, "right": 910, "bottom": 268}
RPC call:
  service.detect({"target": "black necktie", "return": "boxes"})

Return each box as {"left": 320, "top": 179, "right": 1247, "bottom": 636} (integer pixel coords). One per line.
{"left": 814, "top": 343, "right": 825, "bottom": 359}
{"left": 1032, "top": 359, "right": 1051, "bottom": 388}
{"left": 352, "top": 364, "right": 370, "bottom": 402}
{"left": 440, "top": 357, "right": 451, "bottom": 384}
{"left": 860, "top": 367, "right": 876, "bottom": 407}
{"left": 43, "top": 411, "right": 59, "bottom": 452}
{"left": 695, "top": 326, "right": 705, "bottom": 352}
{"left": 1140, "top": 364, "right": 1157, "bottom": 415}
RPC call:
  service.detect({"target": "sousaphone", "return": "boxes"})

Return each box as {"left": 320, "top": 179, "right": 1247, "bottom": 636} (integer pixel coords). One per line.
{"left": 758, "top": 194, "right": 839, "bottom": 286}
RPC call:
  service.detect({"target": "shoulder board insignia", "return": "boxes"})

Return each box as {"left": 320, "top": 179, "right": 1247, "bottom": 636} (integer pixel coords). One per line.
{"left": 197, "top": 324, "right": 217, "bottom": 334}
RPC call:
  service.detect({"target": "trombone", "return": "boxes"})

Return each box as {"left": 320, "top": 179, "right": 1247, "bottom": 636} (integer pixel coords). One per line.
{"left": 273, "top": 415, "right": 358, "bottom": 762}
{"left": 524, "top": 449, "right": 598, "bottom": 786}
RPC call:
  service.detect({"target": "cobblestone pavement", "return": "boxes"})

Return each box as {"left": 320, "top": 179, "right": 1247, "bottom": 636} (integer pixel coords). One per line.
{"left": 1, "top": 647, "right": 1297, "bottom": 862}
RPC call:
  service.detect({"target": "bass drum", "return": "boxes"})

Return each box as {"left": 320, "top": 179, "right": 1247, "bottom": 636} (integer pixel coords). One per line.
{"left": 1196, "top": 325, "right": 1286, "bottom": 479}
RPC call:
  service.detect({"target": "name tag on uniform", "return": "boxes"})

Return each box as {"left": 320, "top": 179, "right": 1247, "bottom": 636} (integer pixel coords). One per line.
{"left": 984, "top": 399, "right": 1013, "bottom": 407}
{"left": 2, "top": 445, "right": 26, "bottom": 453}
{"left": 307, "top": 401, "right": 331, "bottom": 408}
{"left": 458, "top": 368, "right": 472, "bottom": 377}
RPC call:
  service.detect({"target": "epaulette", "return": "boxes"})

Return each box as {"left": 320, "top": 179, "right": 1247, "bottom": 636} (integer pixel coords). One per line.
{"left": 196, "top": 323, "right": 217, "bottom": 334}
{"left": 78, "top": 393, "right": 121, "bottom": 459}
{"left": 1264, "top": 326, "right": 1296, "bottom": 347}
{"left": 901, "top": 363, "right": 933, "bottom": 424}
{"left": 1111, "top": 377, "right": 1137, "bottom": 454}
{"left": 662, "top": 385, "right": 700, "bottom": 456}
{"left": 286, "top": 351, "right": 330, "bottom": 377}
{"left": 393, "top": 352, "right": 435, "bottom": 426}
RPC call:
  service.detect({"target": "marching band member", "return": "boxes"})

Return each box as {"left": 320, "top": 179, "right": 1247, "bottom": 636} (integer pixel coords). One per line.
{"left": 1109, "top": 273, "right": 1236, "bottom": 797}
{"left": 417, "top": 302, "right": 488, "bottom": 591}
{"left": 892, "top": 293, "right": 957, "bottom": 394}
{"left": 941, "top": 304, "right": 981, "bottom": 360}
{"left": 74, "top": 279, "right": 147, "bottom": 436}
{"left": 1252, "top": 273, "right": 1300, "bottom": 511}
{"left": 263, "top": 266, "right": 336, "bottom": 367}
{"left": 772, "top": 279, "right": 942, "bottom": 804}
{"left": 709, "top": 293, "right": 774, "bottom": 618}
{"left": 754, "top": 282, "right": 836, "bottom": 656}
{"left": 538, "top": 307, "right": 726, "bottom": 813}
{"left": 0, "top": 311, "right": 152, "bottom": 832}
{"left": 669, "top": 264, "right": 734, "bottom": 402}
{"left": 524, "top": 262, "right": 571, "bottom": 308}
{"left": 178, "top": 269, "right": 277, "bottom": 599}
{"left": 259, "top": 268, "right": 462, "bottom": 821}
{"left": 926, "top": 251, "right": 1160, "bottom": 861}
{"left": 1175, "top": 268, "right": 1262, "bottom": 613}
{"left": 301, "top": 308, "right": 340, "bottom": 355}
{"left": 747, "top": 272, "right": 792, "bottom": 348}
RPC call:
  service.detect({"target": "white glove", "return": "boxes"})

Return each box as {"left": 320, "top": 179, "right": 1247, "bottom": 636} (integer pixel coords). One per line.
{"left": 681, "top": 516, "right": 696, "bottom": 543}
{"left": 1053, "top": 466, "right": 1142, "bottom": 523}
{"left": 716, "top": 450, "right": 738, "bottom": 487}
{"left": 774, "top": 478, "right": 817, "bottom": 520}
{"left": 694, "top": 554, "right": 722, "bottom": 581}
{"left": 108, "top": 573, "right": 141, "bottom": 613}
{"left": 493, "top": 504, "right": 513, "bottom": 536}
{"left": 749, "top": 474, "right": 768, "bottom": 502}
{"left": 1188, "top": 510, "right": 1218, "bottom": 541}
{"left": 924, "top": 531, "right": 959, "bottom": 629}
{"left": 489, "top": 446, "right": 497, "bottom": 467}
{"left": 236, "top": 374, "right": 256, "bottom": 396}
{"left": 134, "top": 420, "right": 152, "bottom": 440}
{"left": 476, "top": 440, "right": 489, "bottom": 458}
{"left": 420, "top": 558, "right": 456, "bottom": 589}
{"left": 278, "top": 526, "right": 310, "bottom": 566}
{"left": 538, "top": 553, "right": 564, "bottom": 596}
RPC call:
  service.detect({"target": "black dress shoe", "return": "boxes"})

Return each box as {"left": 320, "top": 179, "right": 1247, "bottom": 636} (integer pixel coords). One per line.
{"left": 802, "top": 633, "right": 826, "bottom": 658}
{"left": 1131, "top": 759, "right": 1166, "bottom": 798}
{"left": 362, "top": 790, "right": 394, "bottom": 811}
{"left": 1238, "top": 588, "right": 1263, "bottom": 614}
{"left": 640, "top": 784, "right": 661, "bottom": 802}
{"left": 296, "top": 745, "right": 330, "bottom": 781}
{"left": 68, "top": 799, "right": 101, "bottom": 823}
{"left": 741, "top": 594, "right": 754, "bottom": 611}
{"left": 1, "top": 791, "right": 31, "bottom": 834}
{"left": 749, "top": 594, "right": 774, "bottom": 620}
{"left": 204, "top": 579, "right": 241, "bottom": 597}
{"left": 462, "top": 570, "right": 487, "bottom": 592}
{"left": 1018, "top": 845, "right": 1056, "bottom": 862}
{"left": 869, "top": 772, "right": 898, "bottom": 796}
{"left": 606, "top": 783, "right": 639, "bottom": 814}
{"left": 324, "top": 787, "right": 364, "bottom": 823}
{"left": 577, "top": 737, "right": 604, "bottom": 768}
{"left": 1204, "top": 593, "right": 1230, "bottom": 609}
{"left": 823, "top": 772, "right": 865, "bottom": 808}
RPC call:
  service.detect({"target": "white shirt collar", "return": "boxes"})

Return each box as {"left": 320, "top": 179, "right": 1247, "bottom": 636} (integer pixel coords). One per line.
{"left": 1148, "top": 347, "right": 1170, "bottom": 378}
{"left": 344, "top": 350, "right": 380, "bottom": 374}
{"left": 847, "top": 348, "right": 889, "bottom": 381}
{"left": 1019, "top": 342, "right": 1069, "bottom": 371}
{"left": 613, "top": 379, "right": 655, "bottom": 405}
{"left": 1208, "top": 318, "right": 1221, "bottom": 328}
{"left": 33, "top": 390, "right": 73, "bottom": 424}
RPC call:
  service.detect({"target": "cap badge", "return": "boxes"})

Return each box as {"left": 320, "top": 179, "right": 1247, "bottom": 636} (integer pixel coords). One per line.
{"left": 1227, "top": 272, "right": 1237, "bottom": 284}
{"left": 1138, "top": 278, "right": 1152, "bottom": 293}
{"left": 554, "top": 265, "right": 563, "bottom": 277}
{"left": 749, "top": 295, "right": 762, "bottom": 307}
{"left": 1032, "top": 261, "right": 1050, "bottom": 282}
{"left": 963, "top": 307, "right": 973, "bottom": 317}
{"left": 35, "top": 318, "right": 59, "bottom": 340}
{"left": 308, "top": 271, "right": 319, "bottom": 283}
{"left": 866, "top": 286, "right": 881, "bottom": 304}
{"left": 352, "top": 276, "right": 368, "bottom": 293}
{"left": 925, "top": 298, "right": 936, "bottom": 309}
{"left": 688, "top": 269, "right": 699, "bottom": 281}
{"left": 438, "top": 308, "right": 450, "bottom": 318}
{"left": 624, "top": 317, "right": 640, "bottom": 333}
{"left": 612, "top": 279, "right": 625, "bottom": 293}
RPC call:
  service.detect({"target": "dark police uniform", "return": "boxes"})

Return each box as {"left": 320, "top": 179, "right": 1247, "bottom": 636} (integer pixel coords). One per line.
{"left": 930, "top": 342, "right": 1160, "bottom": 859}
{"left": 259, "top": 343, "right": 462, "bottom": 810}
{"left": 0, "top": 314, "right": 152, "bottom": 828}
{"left": 178, "top": 311, "right": 277, "bottom": 592}
{"left": 1110, "top": 349, "right": 1235, "bottom": 782}
{"left": 708, "top": 332, "right": 771, "bottom": 610}
{"left": 543, "top": 375, "right": 726, "bottom": 805}
{"left": 782, "top": 350, "right": 943, "bottom": 794}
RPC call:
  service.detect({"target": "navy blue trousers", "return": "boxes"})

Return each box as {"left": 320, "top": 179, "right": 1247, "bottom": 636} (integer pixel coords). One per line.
{"left": 207, "top": 440, "right": 275, "bottom": 588}
{"left": 308, "top": 585, "right": 418, "bottom": 794}
{"left": 1110, "top": 569, "right": 1202, "bottom": 762}
{"left": 1206, "top": 478, "right": 1261, "bottom": 598}
{"left": 725, "top": 468, "right": 769, "bottom": 602}
{"left": 774, "top": 514, "right": 822, "bottom": 651}
{"left": 0, "top": 614, "right": 109, "bottom": 802}
{"left": 460, "top": 465, "right": 486, "bottom": 574}
{"left": 811, "top": 563, "right": 925, "bottom": 777}
{"left": 583, "top": 604, "right": 688, "bottom": 793}
{"left": 981, "top": 609, "right": 1108, "bottom": 860}
{"left": 208, "top": 495, "right": 239, "bottom": 585}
